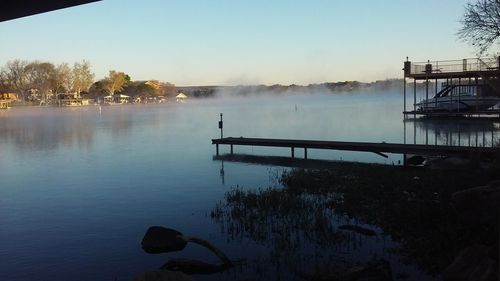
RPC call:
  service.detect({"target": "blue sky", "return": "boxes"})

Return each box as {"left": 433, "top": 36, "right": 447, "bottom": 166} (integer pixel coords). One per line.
{"left": 0, "top": 0, "right": 476, "bottom": 86}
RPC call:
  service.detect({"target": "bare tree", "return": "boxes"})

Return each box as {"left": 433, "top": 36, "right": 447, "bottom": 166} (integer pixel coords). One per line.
{"left": 25, "top": 61, "right": 56, "bottom": 104}
{"left": 1, "top": 60, "right": 29, "bottom": 103}
{"left": 72, "top": 60, "right": 94, "bottom": 97}
{"left": 458, "top": 0, "right": 500, "bottom": 55}
{"left": 53, "top": 63, "right": 72, "bottom": 97}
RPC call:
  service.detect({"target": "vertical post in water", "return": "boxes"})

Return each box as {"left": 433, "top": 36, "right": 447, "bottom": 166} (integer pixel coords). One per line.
{"left": 219, "top": 113, "right": 223, "bottom": 139}
{"left": 403, "top": 77, "right": 406, "bottom": 118}
{"left": 304, "top": 148, "right": 308, "bottom": 159}
{"left": 413, "top": 79, "right": 417, "bottom": 117}
{"left": 291, "top": 147, "right": 295, "bottom": 158}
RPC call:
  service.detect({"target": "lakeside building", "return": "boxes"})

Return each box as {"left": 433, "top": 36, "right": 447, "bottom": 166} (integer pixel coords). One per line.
{"left": 403, "top": 57, "right": 500, "bottom": 117}
{"left": 176, "top": 92, "right": 187, "bottom": 102}
{"left": 103, "top": 94, "right": 131, "bottom": 105}
{"left": 0, "top": 92, "right": 17, "bottom": 109}
{"left": 54, "top": 93, "right": 90, "bottom": 107}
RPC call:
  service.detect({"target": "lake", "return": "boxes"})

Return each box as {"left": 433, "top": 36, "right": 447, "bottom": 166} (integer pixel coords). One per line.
{"left": 0, "top": 89, "right": 498, "bottom": 280}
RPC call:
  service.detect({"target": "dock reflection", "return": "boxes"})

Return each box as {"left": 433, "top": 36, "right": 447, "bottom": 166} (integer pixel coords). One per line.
{"left": 213, "top": 154, "right": 348, "bottom": 169}
{"left": 404, "top": 117, "right": 500, "bottom": 147}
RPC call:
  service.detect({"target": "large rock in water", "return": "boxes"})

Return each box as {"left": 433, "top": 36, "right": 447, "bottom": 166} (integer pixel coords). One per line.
{"left": 141, "top": 226, "right": 187, "bottom": 254}
{"left": 442, "top": 244, "right": 497, "bottom": 281}
{"left": 451, "top": 180, "right": 500, "bottom": 224}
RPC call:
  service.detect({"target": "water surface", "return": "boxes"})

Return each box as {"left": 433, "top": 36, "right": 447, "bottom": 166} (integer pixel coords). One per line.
{"left": 0, "top": 90, "right": 498, "bottom": 280}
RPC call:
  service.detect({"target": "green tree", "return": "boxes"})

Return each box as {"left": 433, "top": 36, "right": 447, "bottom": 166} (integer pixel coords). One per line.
{"left": 458, "top": 0, "right": 500, "bottom": 55}
{"left": 88, "top": 80, "right": 109, "bottom": 99}
{"left": 104, "top": 70, "right": 129, "bottom": 95}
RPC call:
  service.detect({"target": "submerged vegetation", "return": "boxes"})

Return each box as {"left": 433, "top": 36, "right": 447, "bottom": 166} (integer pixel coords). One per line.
{"left": 211, "top": 162, "right": 499, "bottom": 279}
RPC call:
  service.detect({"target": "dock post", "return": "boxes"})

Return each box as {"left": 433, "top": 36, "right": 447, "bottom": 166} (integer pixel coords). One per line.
{"left": 304, "top": 148, "right": 307, "bottom": 159}
{"left": 291, "top": 147, "right": 295, "bottom": 158}
{"left": 219, "top": 113, "right": 223, "bottom": 139}
{"left": 403, "top": 77, "right": 406, "bottom": 118}
{"left": 230, "top": 144, "right": 233, "bottom": 154}
{"left": 413, "top": 79, "right": 416, "bottom": 117}
{"left": 425, "top": 75, "right": 429, "bottom": 111}
{"left": 216, "top": 144, "right": 219, "bottom": 156}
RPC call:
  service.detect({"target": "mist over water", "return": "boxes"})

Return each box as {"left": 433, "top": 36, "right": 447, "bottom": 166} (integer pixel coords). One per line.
{"left": 0, "top": 89, "right": 498, "bottom": 280}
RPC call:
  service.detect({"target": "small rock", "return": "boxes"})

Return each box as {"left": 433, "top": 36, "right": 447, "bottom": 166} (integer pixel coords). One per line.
{"left": 406, "top": 155, "right": 424, "bottom": 166}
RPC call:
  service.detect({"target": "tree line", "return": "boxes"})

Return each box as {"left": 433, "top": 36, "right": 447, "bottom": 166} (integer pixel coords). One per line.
{"left": 0, "top": 60, "right": 177, "bottom": 104}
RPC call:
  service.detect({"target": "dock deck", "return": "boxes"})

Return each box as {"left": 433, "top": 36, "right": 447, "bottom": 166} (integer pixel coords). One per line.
{"left": 212, "top": 137, "right": 500, "bottom": 159}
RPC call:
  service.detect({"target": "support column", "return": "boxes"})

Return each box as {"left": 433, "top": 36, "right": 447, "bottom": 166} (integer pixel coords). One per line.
{"left": 413, "top": 79, "right": 417, "bottom": 116}
{"left": 291, "top": 147, "right": 295, "bottom": 158}
{"left": 425, "top": 76, "right": 429, "bottom": 111}
{"left": 216, "top": 144, "right": 219, "bottom": 156}
{"left": 403, "top": 77, "right": 406, "bottom": 116}
{"left": 230, "top": 144, "right": 233, "bottom": 155}
{"left": 458, "top": 77, "right": 461, "bottom": 112}
{"left": 304, "top": 148, "right": 308, "bottom": 159}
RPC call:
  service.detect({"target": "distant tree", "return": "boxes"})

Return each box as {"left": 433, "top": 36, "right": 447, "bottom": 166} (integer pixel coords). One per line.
{"left": 458, "top": 0, "right": 500, "bottom": 55}
{"left": 53, "top": 63, "right": 72, "bottom": 97}
{"left": 103, "top": 70, "right": 129, "bottom": 95}
{"left": 72, "top": 60, "right": 94, "bottom": 97}
{"left": 160, "top": 82, "right": 177, "bottom": 97}
{"left": 122, "top": 81, "right": 157, "bottom": 99}
{"left": 88, "top": 80, "right": 109, "bottom": 99}
{"left": 25, "top": 61, "right": 56, "bottom": 103}
{"left": 1, "top": 60, "right": 30, "bottom": 103}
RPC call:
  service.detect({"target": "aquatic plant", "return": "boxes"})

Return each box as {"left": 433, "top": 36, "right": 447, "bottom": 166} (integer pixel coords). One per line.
{"left": 211, "top": 161, "right": 499, "bottom": 278}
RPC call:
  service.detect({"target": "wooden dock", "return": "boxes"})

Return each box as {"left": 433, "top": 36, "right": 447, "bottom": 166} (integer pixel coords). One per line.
{"left": 212, "top": 137, "right": 500, "bottom": 159}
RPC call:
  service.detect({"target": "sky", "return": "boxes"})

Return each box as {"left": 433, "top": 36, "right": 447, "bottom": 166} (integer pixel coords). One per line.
{"left": 0, "top": 0, "right": 477, "bottom": 86}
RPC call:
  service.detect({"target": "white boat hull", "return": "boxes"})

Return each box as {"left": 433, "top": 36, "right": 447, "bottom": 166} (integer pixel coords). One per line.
{"left": 415, "top": 96, "right": 500, "bottom": 112}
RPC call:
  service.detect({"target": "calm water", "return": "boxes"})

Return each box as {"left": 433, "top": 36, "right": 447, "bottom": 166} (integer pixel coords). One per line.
{"left": 0, "top": 90, "right": 498, "bottom": 280}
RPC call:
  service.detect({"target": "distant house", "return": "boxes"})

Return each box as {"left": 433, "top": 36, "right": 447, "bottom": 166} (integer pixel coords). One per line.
{"left": 0, "top": 92, "right": 17, "bottom": 100}
{"left": 0, "top": 92, "right": 16, "bottom": 109}
{"left": 103, "top": 94, "right": 130, "bottom": 104}
{"left": 176, "top": 92, "right": 187, "bottom": 102}
{"left": 55, "top": 93, "right": 90, "bottom": 107}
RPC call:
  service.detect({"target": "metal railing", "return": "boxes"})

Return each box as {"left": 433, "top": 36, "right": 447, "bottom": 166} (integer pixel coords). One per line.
{"left": 409, "top": 57, "right": 499, "bottom": 75}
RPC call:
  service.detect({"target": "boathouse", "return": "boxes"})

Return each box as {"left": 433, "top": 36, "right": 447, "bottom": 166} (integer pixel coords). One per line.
{"left": 403, "top": 57, "right": 500, "bottom": 117}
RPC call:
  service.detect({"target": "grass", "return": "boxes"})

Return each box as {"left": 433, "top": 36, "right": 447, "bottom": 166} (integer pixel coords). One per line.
{"left": 211, "top": 161, "right": 499, "bottom": 278}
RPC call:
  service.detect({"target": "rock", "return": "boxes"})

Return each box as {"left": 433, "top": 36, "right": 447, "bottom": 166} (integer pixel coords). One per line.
{"left": 451, "top": 181, "right": 500, "bottom": 224}
{"left": 141, "top": 226, "right": 187, "bottom": 254}
{"left": 406, "top": 155, "right": 425, "bottom": 166}
{"left": 442, "top": 244, "right": 497, "bottom": 281}
{"left": 134, "top": 270, "right": 193, "bottom": 281}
